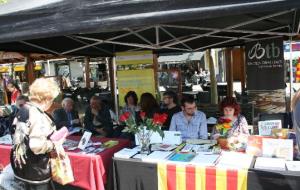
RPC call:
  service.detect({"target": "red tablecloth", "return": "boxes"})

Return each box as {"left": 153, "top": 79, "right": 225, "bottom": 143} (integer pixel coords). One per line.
{"left": 0, "top": 137, "right": 130, "bottom": 190}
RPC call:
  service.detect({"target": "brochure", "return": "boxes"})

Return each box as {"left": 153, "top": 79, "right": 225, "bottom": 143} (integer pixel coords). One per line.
{"left": 190, "top": 152, "right": 219, "bottom": 166}
{"left": 114, "top": 148, "right": 139, "bottom": 159}
{"left": 78, "top": 131, "right": 92, "bottom": 150}
{"left": 216, "top": 151, "right": 253, "bottom": 169}
{"left": 285, "top": 161, "right": 300, "bottom": 171}
{"left": 255, "top": 157, "right": 286, "bottom": 171}
{"left": 142, "top": 151, "right": 173, "bottom": 163}
{"left": 50, "top": 127, "right": 69, "bottom": 141}
{"left": 151, "top": 144, "right": 177, "bottom": 151}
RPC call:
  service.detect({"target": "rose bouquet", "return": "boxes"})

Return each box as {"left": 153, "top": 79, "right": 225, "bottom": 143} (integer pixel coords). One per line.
{"left": 214, "top": 117, "right": 232, "bottom": 150}
{"left": 215, "top": 117, "right": 247, "bottom": 151}
{"left": 119, "top": 111, "right": 168, "bottom": 154}
{"left": 215, "top": 117, "right": 232, "bottom": 138}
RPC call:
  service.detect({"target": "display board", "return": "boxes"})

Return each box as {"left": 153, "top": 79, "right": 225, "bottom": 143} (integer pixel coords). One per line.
{"left": 246, "top": 38, "right": 285, "bottom": 90}
{"left": 116, "top": 51, "right": 156, "bottom": 107}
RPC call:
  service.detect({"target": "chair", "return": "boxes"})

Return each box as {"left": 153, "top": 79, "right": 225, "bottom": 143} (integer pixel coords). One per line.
{"left": 197, "top": 91, "right": 210, "bottom": 104}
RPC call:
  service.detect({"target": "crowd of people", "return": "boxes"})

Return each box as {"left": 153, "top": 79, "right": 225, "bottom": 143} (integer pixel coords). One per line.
{"left": 2, "top": 78, "right": 252, "bottom": 142}
{"left": 190, "top": 68, "right": 210, "bottom": 85}
{"left": 0, "top": 77, "right": 255, "bottom": 189}
{"left": 118, "top": 90, "right": 249, "bottom": 141}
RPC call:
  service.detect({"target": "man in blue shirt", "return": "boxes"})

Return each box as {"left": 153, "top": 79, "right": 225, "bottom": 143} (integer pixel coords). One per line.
{"left": 169, "top": 95, "right": 208, "bottom": 140}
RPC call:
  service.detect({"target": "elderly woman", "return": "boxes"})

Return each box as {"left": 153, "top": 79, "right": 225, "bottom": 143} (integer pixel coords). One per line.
{"left": 10, "top": 78, "right": 61, "bottom": 190}
{"left": 212, "top": 97, "right": 249, "bottom": 140}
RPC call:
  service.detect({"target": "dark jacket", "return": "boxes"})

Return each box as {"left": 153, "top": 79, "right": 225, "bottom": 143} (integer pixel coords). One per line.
{"left": 162, "top": 105, "right": 182, "bottom": 130}
{"left": 53, "top": 108, "right": 80, "bottom": 130}
{"left": 11, "top": 103, "right": 55, "bottom": 184}
{"left": 84, "top": 106, "right": 113, "bottom": 137}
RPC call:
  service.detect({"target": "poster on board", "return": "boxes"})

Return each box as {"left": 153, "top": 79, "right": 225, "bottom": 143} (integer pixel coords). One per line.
{"left": 246, "top": 38, "right": 285, "bottom": 90}
{"left": 116, "top": 51, "right": 156, "bottom": 107}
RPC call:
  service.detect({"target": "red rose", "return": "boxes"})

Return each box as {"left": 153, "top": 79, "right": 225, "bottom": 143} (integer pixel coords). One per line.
{"left": 119, "top": 112, "right": 131, "bottom": 122}
{"left": 160, "top": 113, "right": 168, "bottom": 124}
{"left": 140, "top": 111, "right": 146, "bottom": 120}
{"left": 219, "top": 117, "right": 231, "bottom": 124}
{"left": 223, "top": 118, "right": 231, "bottom": 123}
{"left": 153, "top": 113, "right": 168, "bottom": 125}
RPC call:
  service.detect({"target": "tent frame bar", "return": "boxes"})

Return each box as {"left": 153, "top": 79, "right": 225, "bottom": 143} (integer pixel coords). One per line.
{"left": 18, "top": 9, "right": 299, "bottom": 55}
{"left": 194, "top": 25, "right": 289, "bottom": 51}
{"left": 20, "top": 41, "right": 60, "bottom": 55}
{"left": 161, "top": 9, "right": 296, "bottom": 48}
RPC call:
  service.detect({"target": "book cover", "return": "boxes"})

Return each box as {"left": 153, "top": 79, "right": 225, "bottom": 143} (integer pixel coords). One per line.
{"left": 271, "top": 128, "right": 290, "bottom": 139}
{"left": 246, "top": 135, "right": 273, "bottom": 156}
{"left": 258, "top": 120, "right": 282, "bottom": 136}
{"left": 168, "top": 152, "right": 196, "bottom": 162}
{"left": 262, "top": 138, "right": 293, "bottom": 161}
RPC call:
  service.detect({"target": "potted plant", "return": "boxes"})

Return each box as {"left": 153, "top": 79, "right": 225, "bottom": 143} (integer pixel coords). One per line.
{"left": 215, "top": 117, "right": 232, "bottom": 150}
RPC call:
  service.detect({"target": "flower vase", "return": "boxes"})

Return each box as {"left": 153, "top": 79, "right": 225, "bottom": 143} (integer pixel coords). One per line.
{"left": 217, "top": 138, "right": 229, "bottom": 150}
{"left": 137, "top": 127, "right": 152, "bottom": 155}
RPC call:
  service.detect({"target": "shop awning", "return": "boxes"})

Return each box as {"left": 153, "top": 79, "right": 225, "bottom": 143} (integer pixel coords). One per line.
{"left": 0, "top": 0, "right": 299, "bottom": 56}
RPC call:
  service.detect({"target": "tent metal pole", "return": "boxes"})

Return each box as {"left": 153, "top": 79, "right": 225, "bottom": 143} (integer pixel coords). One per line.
{"left": 20, "top": 41, "right": 60, "bottom": 55}
{"left": 162, "top": 24, "right": 297, "bottom": 37}
{"left": 68, "top": 26, "right": 153, "bottom": 53}
{"left": 194, "top": 26, "right": 289, "bottom": 51}
{"left": 207, "top": 34, "right": 256, "bottom": 41}
{"left": 159, "top": 26, "right": 193, "bottom": 50}
{"left": 75, "top": 35, "right": 192, "bottom": 52}
{"left": 112, "top": 57, "right": 119, "bottom": 117}
{"left": 162, "top": 46, "right": 192, "bottom": 52}
{"left": 289, "top": 38, "right": 293, "bottom": 112}
{"left": 162, "top": 9, "right": 295, "bottom": 48}
{"left": 127, "top": 28, "right": 153, "bottom": 45}
{"left": 47, "top": 60, "right": 51, "bottom": 76}
{"left": 75, "top": 36, "right": 155, "bottom": 49}
{"left": 64, "top": 35, "right": 113, "bottom": 55}
{"left": 156, "top": 26, "right": 160, "bottom": 46}
{"left": 125, "top": 35, "right": 192, "bottom": 52}
{"left": 61, "top": 40, "right": 106, "bottom": 55}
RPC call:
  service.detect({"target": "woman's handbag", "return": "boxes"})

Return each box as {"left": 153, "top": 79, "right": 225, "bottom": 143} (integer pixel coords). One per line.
{"left": 50, "top": 143, "right": 74, "bottom": 185}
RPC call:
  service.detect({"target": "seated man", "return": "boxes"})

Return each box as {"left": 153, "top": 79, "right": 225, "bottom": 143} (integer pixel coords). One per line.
{"left": 169, "top": 95, "right": 208, "bottom": 140}
{"left": 84, "top": 96, "right": 113, "bottom": 137}
{"left": 53, "top": 98, "right": 81, "bottom": 130}
{"left": 161, "top": 91, "right": 181, "bottom": 130}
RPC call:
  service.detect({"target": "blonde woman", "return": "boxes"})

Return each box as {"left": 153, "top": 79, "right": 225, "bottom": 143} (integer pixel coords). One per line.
{"left": 10, "top": 78, "right": 60, "bottom": 190}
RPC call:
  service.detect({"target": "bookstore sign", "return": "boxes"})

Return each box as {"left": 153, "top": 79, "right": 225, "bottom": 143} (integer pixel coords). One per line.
{"left": 246, "top": 38, "right": 285, "bottom": 90}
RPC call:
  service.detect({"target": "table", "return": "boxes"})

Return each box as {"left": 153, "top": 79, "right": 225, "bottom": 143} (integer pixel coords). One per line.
{"left": 112, "top": 158, "right": 300, "bottom": 190}
{"left": 0, "top": 137, "right": 130, "bottom": 190}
